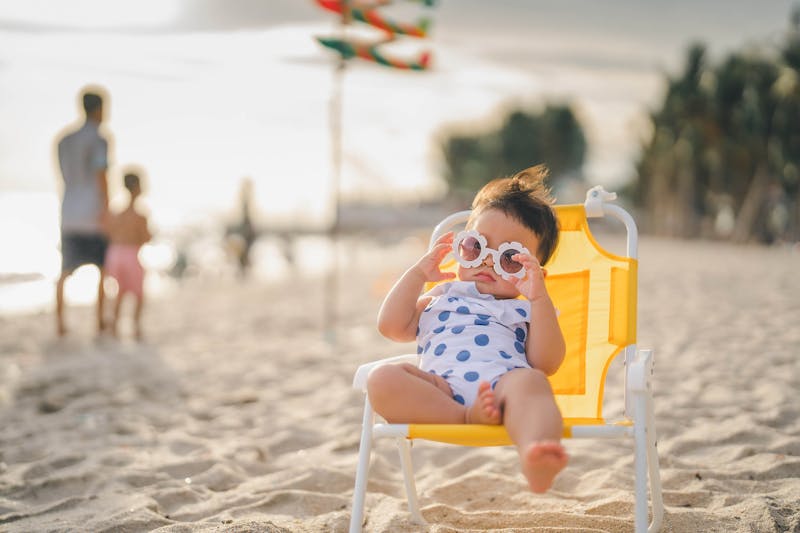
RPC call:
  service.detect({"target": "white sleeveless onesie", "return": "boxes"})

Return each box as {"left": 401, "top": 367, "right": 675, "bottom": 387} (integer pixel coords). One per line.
{"left": 417, "top": 281, "right": 532, "bottom": 406}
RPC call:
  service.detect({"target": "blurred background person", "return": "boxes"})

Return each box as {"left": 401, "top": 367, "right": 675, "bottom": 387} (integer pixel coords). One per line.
{"left": 225, "top": 177, "right": 258, "bottom": 278}
{"left": 105, "top": 170, "right": 152, "bottom": 340}
{"left": 54, "top": 86, "right": 111, "bottom": 337}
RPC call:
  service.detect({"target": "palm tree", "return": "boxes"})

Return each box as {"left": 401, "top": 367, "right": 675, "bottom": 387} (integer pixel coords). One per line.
{"left": 439, "top": 103, "right": 586, "bottom": 202}
{"left": 629, "top": 9, "right": 800, "bottom": 243}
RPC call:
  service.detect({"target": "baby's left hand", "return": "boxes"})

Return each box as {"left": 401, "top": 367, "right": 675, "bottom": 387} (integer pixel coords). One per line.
{"left": 511, "top": 252, "right": 548, "bottom": 302}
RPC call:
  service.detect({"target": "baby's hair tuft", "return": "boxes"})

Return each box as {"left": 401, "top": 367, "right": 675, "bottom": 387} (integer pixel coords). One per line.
{"left": 471, "top": 165, "right": 559, "bottom": 265}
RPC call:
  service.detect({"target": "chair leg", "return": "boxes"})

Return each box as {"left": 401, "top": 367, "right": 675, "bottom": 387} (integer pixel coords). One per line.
{"left": 633, "top": 398, "right": 649, "bottom": 533}
{"left": 645, "top": 390, "right": 664, "bottom": 532}
{"left": 397, "top": 438, "right": 426, "bottom": 525}
{"left": 630, "top": 349, "right": 664, "bottom": 533}
{"left": 349, "top": 399, "right": 375, "bottom": 533}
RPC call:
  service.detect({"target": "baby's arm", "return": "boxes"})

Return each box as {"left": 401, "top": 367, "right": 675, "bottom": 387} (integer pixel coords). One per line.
{"left": 377, "top": 232, "right": 456, "bottom": 342}
{"left": 512, "top": 253, "right": 566, "bottom": 375}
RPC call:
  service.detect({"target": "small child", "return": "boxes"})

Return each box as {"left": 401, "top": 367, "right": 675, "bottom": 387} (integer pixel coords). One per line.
{"left": 105, "top": 171, "right": 151, "bottom": 340}
{"left": 368, "top": 165, "right": 568, "bottom": 493}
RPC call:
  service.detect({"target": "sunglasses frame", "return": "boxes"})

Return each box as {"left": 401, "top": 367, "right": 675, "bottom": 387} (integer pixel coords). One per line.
{"left": 451, "top": 229, "right": 530, "bottom": 280}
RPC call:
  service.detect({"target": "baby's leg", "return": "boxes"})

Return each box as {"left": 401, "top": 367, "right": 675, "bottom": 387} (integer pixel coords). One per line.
{"left": 495, "top": 368, "right": 568, "bottom": 493}
{"left": 520, "top": 441, "right": 568, "bottom": 493}
{"left": 368, "top": 363, "right": 465, "bottom": 423}
{"left": 465, "top": 381, "right": 501, "bottom": 425}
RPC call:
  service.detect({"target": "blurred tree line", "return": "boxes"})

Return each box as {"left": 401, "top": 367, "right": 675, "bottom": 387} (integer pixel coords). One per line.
{"left": 627, "top": 9, "right": 800, "bottom": 244}
{"left": 438, "top": 103, "right": 586, "bottom": 204}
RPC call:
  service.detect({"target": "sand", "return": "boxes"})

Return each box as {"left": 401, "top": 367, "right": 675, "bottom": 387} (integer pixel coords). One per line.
{"left": 0, "top": 235, "right": 798, "bottom": 532}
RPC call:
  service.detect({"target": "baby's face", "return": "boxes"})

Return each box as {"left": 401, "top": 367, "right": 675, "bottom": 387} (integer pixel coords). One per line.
{"left": 458, "top": 208, "right": 540, "bottom": 299}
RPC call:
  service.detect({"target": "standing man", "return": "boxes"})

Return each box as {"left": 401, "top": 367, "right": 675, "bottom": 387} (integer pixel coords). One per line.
{"left": 55, "top": 87, "right": 112, "bottom": 337}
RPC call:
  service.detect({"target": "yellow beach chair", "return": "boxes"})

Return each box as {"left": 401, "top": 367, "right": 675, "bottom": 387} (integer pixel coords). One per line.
{"left": 349, "top": 186, "right": 664, "bottom": 533}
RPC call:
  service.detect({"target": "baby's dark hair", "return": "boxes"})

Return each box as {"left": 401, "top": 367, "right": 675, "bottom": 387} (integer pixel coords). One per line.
{"left": 124, "top": 172, "right": 141, "bottom": 192}
{"left": 471, "top": 165, "right": 559, "bottom": 265}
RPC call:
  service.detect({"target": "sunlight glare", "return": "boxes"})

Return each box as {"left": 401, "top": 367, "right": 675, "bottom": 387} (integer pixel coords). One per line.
{"left": 139, "top": 241, "right": 176, "bottom": 272}
{"left": 0, "top": 0, "right": 181, "bottom": 29}
{"left": 64, "top": 266, "right": 101, "bottom": 305}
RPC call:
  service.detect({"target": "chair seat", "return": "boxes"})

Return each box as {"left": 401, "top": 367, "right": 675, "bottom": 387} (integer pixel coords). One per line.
{"left": 375, "top": 418, "right": 635, "bottom": 446}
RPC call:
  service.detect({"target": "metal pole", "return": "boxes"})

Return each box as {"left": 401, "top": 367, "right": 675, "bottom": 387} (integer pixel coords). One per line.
{"left": 324, "top": 2, "right": 348, "bottom": 341}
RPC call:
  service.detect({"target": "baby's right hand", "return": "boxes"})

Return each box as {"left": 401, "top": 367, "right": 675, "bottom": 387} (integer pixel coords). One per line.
{"left": 413, "top": 231, "right": 457, "bottom": 283}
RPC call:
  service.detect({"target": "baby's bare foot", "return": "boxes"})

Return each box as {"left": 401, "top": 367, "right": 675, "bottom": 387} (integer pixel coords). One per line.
{"left": 521, "top": 441, "right": 568, "bottom": 493}
{"left": 465, "top": 381, "right": 501, "bottom": 425}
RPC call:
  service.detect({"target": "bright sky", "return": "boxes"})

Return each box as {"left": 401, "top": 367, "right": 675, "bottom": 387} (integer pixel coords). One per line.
{"left": 0, "top": 0, "right": 796, "bottom": 234}
{"left": 0, "top": 0, "right": 182, "bottom": 28}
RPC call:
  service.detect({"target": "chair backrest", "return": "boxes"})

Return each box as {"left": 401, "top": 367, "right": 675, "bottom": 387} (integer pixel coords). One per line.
{"left": 427, "top": 203, "right": 638, "bottom": 422}
{"left": 545, "top": 204, "right": 637, "bottom": 421}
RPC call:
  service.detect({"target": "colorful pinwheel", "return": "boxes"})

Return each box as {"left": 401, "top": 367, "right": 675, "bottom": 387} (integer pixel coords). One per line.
{"left": 313, "top": 0, "right": 435, "bottom": 70}
{"left": 317, "top": 36, "right": 431, "bottom": 70}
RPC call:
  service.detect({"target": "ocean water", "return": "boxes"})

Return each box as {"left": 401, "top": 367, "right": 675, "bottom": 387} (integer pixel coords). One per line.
{"left": 0, "top": 190, "right": 432, "bottom": 316}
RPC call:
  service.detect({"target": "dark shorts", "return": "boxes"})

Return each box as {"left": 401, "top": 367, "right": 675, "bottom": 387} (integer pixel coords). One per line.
{"left": 61, "top": 233, "right": 109, "bottom": 273}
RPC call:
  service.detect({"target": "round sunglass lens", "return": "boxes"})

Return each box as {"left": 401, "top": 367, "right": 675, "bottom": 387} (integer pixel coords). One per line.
{"left": 500, "top": 249, "right": 523, "bottom": 274}
{"left": 458, "top": 236, "right": 482, "bottom": 261}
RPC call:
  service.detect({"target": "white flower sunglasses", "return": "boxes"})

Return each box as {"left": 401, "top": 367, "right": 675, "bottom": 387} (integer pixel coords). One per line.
{"left": 451, "top": 229, "right": 530, "bottom": 280}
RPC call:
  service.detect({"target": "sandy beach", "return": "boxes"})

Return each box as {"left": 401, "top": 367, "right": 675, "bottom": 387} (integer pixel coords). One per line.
{"left": 0, "top": 235, "right": 798, "bottom": 532}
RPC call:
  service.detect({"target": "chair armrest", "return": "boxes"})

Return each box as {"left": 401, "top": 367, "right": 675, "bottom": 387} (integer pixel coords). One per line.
{"left": 352, "top": 354, "right": 420, "bottom": 391}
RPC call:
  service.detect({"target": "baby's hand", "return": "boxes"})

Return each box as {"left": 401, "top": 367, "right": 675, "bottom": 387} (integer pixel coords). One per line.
{"left": 413, "top": 231, "right": 457, "bottom": 283}
{"left": 511, "top": 252, "right": 548, "bottom": 302}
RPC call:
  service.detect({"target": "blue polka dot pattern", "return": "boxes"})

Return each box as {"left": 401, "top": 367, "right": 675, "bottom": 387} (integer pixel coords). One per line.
{"left": 415, "top": 282, "right": 534, "bottom": 407}
{"left": 474, "top": 334, "right": 489, "bottom": 346}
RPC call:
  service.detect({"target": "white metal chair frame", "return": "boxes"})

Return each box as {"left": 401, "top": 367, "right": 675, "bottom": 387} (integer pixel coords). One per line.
{"left": 349, "top": 187, "right": 664, "bottom": 532}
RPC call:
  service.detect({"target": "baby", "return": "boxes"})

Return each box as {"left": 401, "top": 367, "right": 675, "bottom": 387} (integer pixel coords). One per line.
{"left": 368, "top": 165, "right": 568, "bottom": 493}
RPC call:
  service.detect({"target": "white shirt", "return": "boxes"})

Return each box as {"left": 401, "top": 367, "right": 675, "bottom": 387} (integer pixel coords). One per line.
{"left": 57, "top": 121, "right": 108, "bottom": 233}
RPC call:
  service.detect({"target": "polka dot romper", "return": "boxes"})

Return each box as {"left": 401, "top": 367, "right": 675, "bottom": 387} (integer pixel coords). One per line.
{"left": 417, "top": 281, "right": 532, "bottom": 407}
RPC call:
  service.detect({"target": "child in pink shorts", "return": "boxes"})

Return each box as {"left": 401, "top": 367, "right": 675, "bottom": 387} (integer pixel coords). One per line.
{"left": 106, "top": 171, "right": 151, "bottom": 339}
